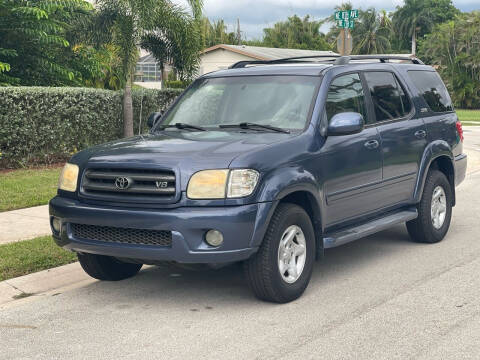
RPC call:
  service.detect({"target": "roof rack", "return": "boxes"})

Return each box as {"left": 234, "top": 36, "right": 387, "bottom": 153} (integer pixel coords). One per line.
{"left": 334, "top": 55, "right": 424, "bottom": 65}
{"left": 229, "top": 54, "right": 424, "bottom": 69}
{"left": 230, "top": 55, "right": 339, "bottom": 69}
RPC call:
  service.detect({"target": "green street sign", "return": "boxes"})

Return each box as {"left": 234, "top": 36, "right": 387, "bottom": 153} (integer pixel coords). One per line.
{"left": 335, "top": 9, "right": 358, "bottom": 20}
{"left": 336, "top": 19, "right": 355, "bottom": 29}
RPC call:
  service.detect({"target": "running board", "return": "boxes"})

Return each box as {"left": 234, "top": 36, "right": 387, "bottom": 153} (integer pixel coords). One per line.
{"left": 323, "top": 208, "right": 418, "bottom": 249}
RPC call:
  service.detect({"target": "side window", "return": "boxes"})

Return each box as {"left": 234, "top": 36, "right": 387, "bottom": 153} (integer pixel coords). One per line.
{"left": 326, "top": 73, "right": 367, "bottom": 123}
{"left": 407, "top": 71, "right": 453, "bottom": 113}
{"left": 364, "top": 72, "right": 412, "bottom": 122}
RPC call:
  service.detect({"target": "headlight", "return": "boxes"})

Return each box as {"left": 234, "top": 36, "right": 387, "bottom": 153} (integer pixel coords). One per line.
{"left": 187, "top": 169, "right": 259, "bottom": 199}
{"left": 227, "top": 169, "right": 259, "bottom": 198}
{"left": 187, "top": 169, "right": 229, "bottom": 199}
{"left": 58, "top": 163, "right": 79, "bottom": 192}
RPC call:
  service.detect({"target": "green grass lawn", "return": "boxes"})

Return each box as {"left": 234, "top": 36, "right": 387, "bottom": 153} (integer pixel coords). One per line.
{"left": 457, "top": 109, "right": 480, "bottom": 125}
{"left": 0, "top": 236, "right": 77, "bottom": 282}
{"left": 0, "top": 166, "right": 62, "bottom": 212}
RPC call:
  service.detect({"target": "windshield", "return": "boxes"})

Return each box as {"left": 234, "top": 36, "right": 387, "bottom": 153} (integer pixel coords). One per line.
{"left": 157, "top": 75, "right": 320, "bottom": 131}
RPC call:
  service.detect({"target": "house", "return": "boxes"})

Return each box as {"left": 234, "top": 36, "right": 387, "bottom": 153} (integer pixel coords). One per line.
{"left": 134, "top": 53, "right": 172, "bottom": 89}
{"left": 199, "top": 44, "right": 338, "bottom": 75}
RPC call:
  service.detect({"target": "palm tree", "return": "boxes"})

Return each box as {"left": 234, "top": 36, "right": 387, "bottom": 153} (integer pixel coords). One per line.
{"left": 90, "top": 0, "right": 203, "bottom": 137}
{"left": 393, "top": 0, "right": 433, "bottom": 55}
{"left": 353, "top": 8, "right": 392, "bottom": 54}
{"left": 140, "top": 4, "right": 202, "bottom": 88}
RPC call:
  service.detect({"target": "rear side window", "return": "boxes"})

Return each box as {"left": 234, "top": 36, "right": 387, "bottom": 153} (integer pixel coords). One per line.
{"left": 364, "top": 72, "right": 412, "bottom": 122}
{"left": 407, "top": 71, "right": 453, "bottom": 113}
{"left": 326, "top": 73, "right": 367, "bottom": 122}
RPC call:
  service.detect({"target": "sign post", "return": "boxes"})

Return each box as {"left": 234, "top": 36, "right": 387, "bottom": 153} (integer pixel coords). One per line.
{"left": 335, "top": 10, "right": 358, "bottom": 55}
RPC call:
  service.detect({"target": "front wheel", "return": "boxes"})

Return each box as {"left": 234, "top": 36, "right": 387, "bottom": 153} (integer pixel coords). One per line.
{"left": 407, "top": 170, "right": 453, "bottom": 243}
{"left": 78, "top": 253, "right": 142, "bottom": 281}
{"left": 244, "top": 203, "right": 315, "bottom": 303}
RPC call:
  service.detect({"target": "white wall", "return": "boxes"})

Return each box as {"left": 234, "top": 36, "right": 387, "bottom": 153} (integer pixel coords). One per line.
{"left": 134, "top": 81, "right": 162, "bottom": 89}
{"left": 199, "top": 48, "right": 257, "bottom": 75}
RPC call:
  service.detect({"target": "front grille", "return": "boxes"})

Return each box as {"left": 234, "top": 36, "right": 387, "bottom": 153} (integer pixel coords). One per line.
{"left": 71, "top": 223, "right": 172, "bottom": 247}
{"left": 81, "top": 168, "right": 176, "bottom": 200}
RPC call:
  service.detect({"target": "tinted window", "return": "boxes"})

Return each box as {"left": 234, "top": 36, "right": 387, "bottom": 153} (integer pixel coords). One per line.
{"left": 364, "top": 72, "right": 412, "bottom": 122}
{"left": 326, "top": 73, "right": 367, "bottom": 122}
{"left": 408, "top": 71, "right": 453, "bottom": 113}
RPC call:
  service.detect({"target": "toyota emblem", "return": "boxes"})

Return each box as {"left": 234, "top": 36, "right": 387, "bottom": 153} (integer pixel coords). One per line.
{"left": 114, "top": 177, "right": 131, "bottom": 190}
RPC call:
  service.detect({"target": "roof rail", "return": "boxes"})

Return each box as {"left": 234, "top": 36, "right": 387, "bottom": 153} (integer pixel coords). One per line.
{"left": 230, "top": 55, "right": 340, "bottom": 69}
{"left": 333, "top": 55, "right": 424, "bottom": 65}
{"left": 229, "top": 54, "right": 423, "bottom": 69}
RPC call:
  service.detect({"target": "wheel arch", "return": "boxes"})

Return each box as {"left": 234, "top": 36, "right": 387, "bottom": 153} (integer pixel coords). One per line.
{"left": 414, "top": 141, "right": 455, "bottom": 206}
{"left": 275, "top": 189, "right": 324, "bottom": 259}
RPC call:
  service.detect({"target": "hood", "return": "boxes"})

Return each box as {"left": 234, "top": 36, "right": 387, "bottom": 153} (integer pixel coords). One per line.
{"left": 74, "top": 130, "right": 290, "bottom": 171}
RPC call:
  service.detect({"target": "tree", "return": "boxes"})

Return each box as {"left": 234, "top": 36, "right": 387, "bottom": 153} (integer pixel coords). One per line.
{"left": 418, "top": 12, "right": 480, "bottom": 108}
{"left": 141, "top": 6, "right": 202, "bottom": 85}
{"left": 0, "top": 0, "right": 95, "bottom": 86}
{"left": 352, "top": 8, "right": 392, "bottom": 54}
{"left": 235, "top": 18, "right": 242, "bottom": 45}
{"left": 262, "top": 15, "right": 331, "bottom": 51}
{"left": 392, "top": 0, "right": 458, "bottom": 54}
{"left": 88, "top": 0, "right": 203, "bottom": 137}
{"left": 197, "top": 17, "right": 237, "bottom": 48}
{"left": 72, "top": 44, "right": 125, "bottom": 90}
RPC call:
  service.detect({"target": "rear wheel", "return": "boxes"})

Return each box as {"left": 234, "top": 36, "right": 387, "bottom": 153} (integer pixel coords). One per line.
{"left": 244, "top": 203, "right": 315, "bottom": 303}
{"left": 78, "top": 253, "right": 142, "bottom": 281}
{"left": 407, "top": 170, "right": 452, "bottom": 243}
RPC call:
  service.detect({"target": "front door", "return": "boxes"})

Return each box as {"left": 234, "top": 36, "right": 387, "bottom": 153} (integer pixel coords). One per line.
{"left": 321, "top": 73, "right": 383, "bottom": 227}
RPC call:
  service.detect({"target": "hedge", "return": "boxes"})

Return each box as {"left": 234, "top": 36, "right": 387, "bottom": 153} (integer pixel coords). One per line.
{"left": 164, "top": 80, "right": 190, "bottom": 89}
{"left": 0, "top": 87, "right": 183, "bottom": 168}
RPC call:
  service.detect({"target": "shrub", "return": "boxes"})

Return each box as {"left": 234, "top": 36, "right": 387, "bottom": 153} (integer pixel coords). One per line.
{"left": 164, "top": 80, "right": 190, "bottom": 89}
{"left": 0, "top": 87, "right": 182, "bottom": 168}
{"left": 131, "top": 88, "right": 183, "bottom": 133}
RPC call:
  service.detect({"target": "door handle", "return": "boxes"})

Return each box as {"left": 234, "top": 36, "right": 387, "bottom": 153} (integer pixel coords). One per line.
{"left": 364, "top": 140, "right": 379, "bottom": 150}
{"left": 414, "top": 130, "right": 427, "bottom": 139}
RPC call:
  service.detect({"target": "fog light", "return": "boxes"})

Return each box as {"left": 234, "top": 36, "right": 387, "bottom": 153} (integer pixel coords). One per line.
{"left": 205, "top": 229, "right": 224, "bottom": 247}
{"left": 52, "top": 217, "right": 61, "bottom": 233}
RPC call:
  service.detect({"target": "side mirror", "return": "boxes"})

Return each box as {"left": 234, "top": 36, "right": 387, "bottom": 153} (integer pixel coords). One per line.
{"left": 328, "top": 112, "right": 364, "bottom": 136}
{"left": 147, "top": 111, "right": 164, "bottom": 129}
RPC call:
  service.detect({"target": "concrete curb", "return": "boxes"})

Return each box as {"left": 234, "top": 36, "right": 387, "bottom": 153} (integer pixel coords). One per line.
{"left": 0, "top": 262, "right": 94, "bottom": 307}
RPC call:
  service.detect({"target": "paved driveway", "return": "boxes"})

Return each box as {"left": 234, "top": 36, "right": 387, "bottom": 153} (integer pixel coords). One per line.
{"left": 1, "top": 127, "right": 480, "bottom": 360}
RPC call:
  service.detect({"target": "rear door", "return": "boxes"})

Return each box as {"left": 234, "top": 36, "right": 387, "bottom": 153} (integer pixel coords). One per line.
{"left": 406, "top": 70, "right": 458, "bottom": 156}
{"left": 321, "top": 72, "right": 383, "bottom": 226}
{"left": 363, "top": 70, "right": 428, "bottom": 206}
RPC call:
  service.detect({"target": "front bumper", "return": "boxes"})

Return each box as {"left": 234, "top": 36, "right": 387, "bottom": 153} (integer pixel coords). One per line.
{"left": 49, "top": 196, "right": 275, "bottom": 264}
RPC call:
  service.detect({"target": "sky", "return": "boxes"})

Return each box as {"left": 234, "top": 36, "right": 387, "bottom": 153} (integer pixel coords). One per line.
{"left": 176, "top": 0, "right": 480, "bottom": 40}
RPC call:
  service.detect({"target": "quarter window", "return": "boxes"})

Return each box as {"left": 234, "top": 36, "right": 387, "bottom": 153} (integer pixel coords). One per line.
{"left": 326, "top": 73, "right": 367, "bottom": 122}
{"left": 364, "top": 72, "right": 412, "bottom": 122}
{"left": 407, "top": 71, "right": 453, "bottom": 113}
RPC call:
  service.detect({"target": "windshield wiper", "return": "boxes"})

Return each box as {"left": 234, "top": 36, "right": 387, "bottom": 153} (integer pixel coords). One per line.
{"left": 219, "top": 122, "right": 290, "bottom": 134}
{"left": 157, "top": 123, "right": 207, "bottom": 132}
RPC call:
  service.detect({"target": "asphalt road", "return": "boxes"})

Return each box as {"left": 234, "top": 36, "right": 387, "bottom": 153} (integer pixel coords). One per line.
{"left": 1, "top": 127, "right": 480, "bottom": 360}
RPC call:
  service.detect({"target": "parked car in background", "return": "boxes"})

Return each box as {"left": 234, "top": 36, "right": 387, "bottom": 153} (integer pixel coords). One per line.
{"left": 50, "top": 55, "right": 467, "bottom": 303}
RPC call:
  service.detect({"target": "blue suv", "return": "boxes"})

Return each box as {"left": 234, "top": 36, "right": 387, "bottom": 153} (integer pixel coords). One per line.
{"left": 50, "top": 55, "right": 467, "bottom": 303}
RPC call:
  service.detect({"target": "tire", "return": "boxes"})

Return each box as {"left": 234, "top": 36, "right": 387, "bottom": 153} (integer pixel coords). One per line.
{"left": 78, "top": 253, "right": 142, "bottom": 281}
{"left": 407, "top": 170, "right": 453, "bottom": 243}
{"left": 244, "top": 203, "right": 316, "bottom": 303}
